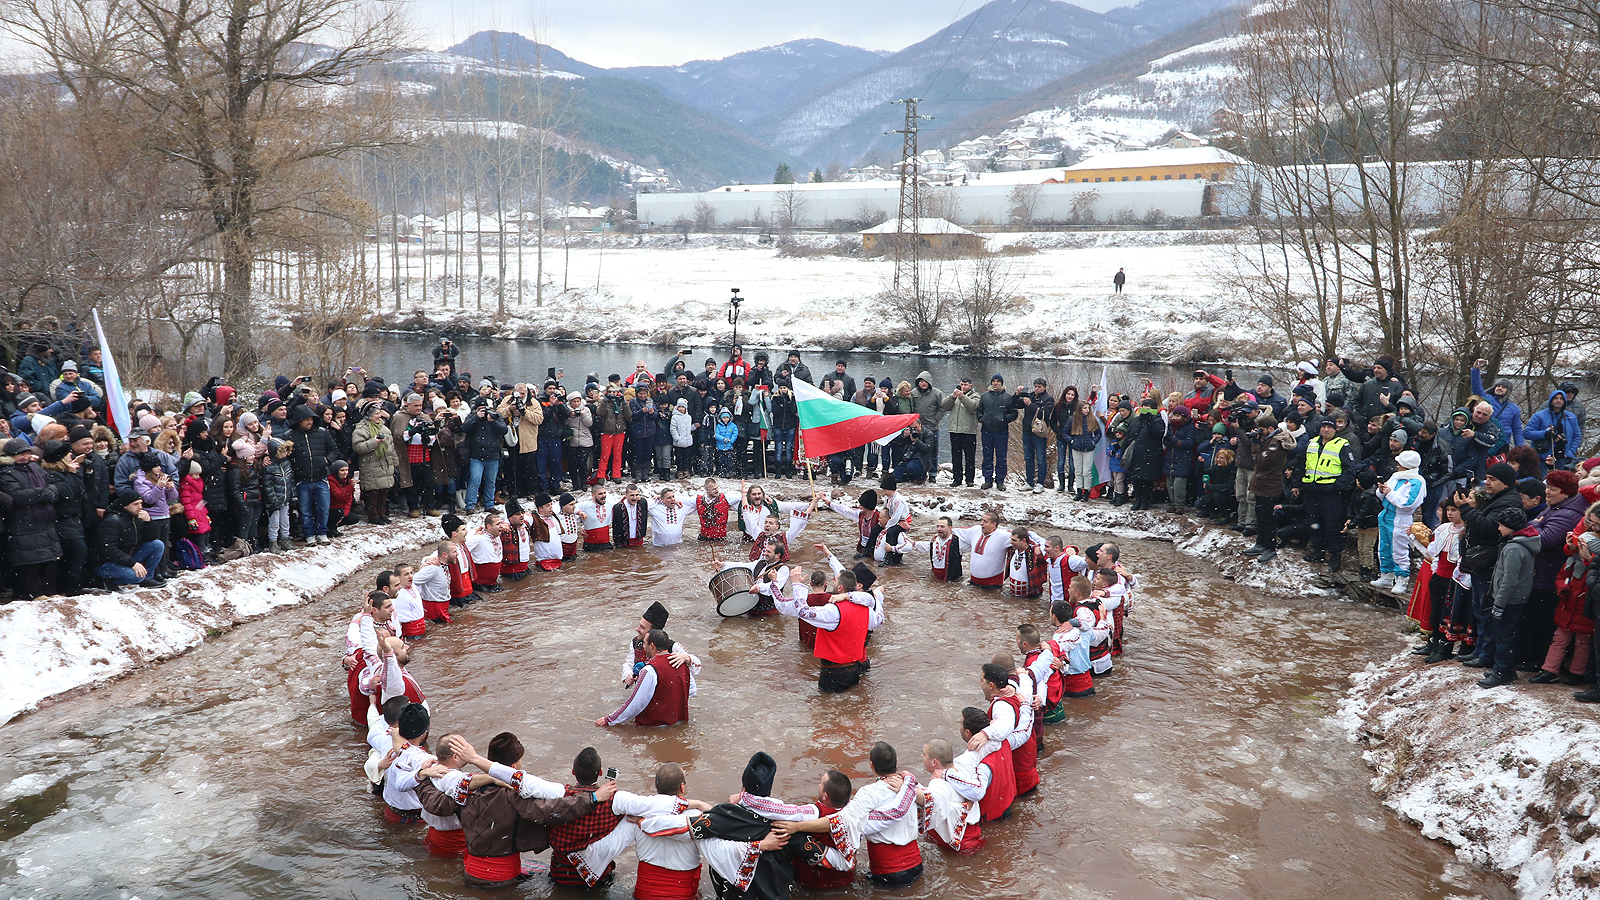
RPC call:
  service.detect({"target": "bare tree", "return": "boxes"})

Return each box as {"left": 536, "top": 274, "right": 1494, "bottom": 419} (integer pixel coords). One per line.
{"left": 774, "top": 188, "right": 807, "bottom": 230}
{"left": 693, "top": 199, "right": 717, "bottom": 231}
{"left": 1006, "top": 184, "right": 1042, "bottom": 229}
{"left": 3, "top": 0, "right": 409, "bottom": 380}
{"left": 953, "top": 255, "right": 1021, "bottom": 355}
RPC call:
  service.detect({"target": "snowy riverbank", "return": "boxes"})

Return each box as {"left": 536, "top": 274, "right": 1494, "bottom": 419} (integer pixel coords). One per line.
{"left": 1341, "top": 651, "right": 1600, "bottom": 900}
{"left": 0, "top": 519, "right": 436, "bottom": 725}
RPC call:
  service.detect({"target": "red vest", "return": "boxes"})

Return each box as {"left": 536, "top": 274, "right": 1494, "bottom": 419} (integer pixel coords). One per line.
{"left": 814, "top": 601, "right": 869, "bottom": 665}
{"left": 637, "top": 654, "right": 690, "bottom": 727}
{"left": 798, "top": 591, "right": 832, "bottom": 649}
{"left": 1025, "top": 647, "right": 1063, "bottom": 705}
{"left": 792, "top": 801, "right": 855, "bottom": 890}
{"left": 1008, "top": 680, "right": 1040, "bottom": 794}
{"left": 978, "top": 743, "right": 1017, "bottom": 823}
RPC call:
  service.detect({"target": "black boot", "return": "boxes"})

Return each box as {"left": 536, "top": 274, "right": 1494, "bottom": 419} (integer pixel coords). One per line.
{"left": 1425, "top": 639, "right": 1453, "bottom": 664}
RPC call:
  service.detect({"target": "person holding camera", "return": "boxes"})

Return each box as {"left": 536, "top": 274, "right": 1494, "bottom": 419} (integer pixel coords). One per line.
{"left": 1455, "top": 464, "right": 1529, "bottom": 669}
{"left": 941, "top": 377, "right": 980, "bottom": 487}
{"left": 496, "top": 383, "right": 544, "bottom": 498}
{"left": 432, "top": 338, "right": 459, "bottom": 381}
{"left": 596, "top": 382, "right": 631, "bottom": 484}
{"left": 461, "top": 394, "right": 508, "bottom": 514}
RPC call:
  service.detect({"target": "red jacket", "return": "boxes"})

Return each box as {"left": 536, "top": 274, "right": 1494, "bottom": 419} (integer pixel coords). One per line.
{"left": 328, "top": 474, "right": 356, "bottom": 514}
{"left": 1181, "top": 372, "right": 1226, "bottom": 417}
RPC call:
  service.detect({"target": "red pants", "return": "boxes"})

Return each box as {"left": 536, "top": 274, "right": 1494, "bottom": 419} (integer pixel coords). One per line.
{"left": 600, "top": 433, "right": 625, "bottom": 480}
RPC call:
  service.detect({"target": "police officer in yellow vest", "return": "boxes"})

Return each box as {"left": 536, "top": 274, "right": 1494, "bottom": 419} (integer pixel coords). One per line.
{"left": 1298, "top": 417, "right": 1357, "bottom": 572}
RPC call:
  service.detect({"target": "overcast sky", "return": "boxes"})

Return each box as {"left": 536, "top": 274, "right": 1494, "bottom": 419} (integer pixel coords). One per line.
{"left": 410, "top": 0, "right": 1124, "bottom": 68}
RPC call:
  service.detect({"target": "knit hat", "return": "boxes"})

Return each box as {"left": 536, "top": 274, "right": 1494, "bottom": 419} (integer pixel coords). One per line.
{"left": 329, "top": 459, "right": 349, "bottom": 474}
{"left": 68, "top": 425, "right": 92, "bottom": 443}
{"left": 115, "top": 487, "right": 142, "bottom": 508}
{"left": 2, "top": 437, "right": 29, "bottom": 456}
{"left": 858, "top": 489, "right": 878, "bottom": 510}
{"left": 1292, "top": 384, "right": 1316, "bottom": 400}
{"left": 569, "top": 390, "right": 584, "bottom": 400}
{"left": 1326, "top": 390, "right": 1345, "bottom": 408}
{"left": 397, "top": 702, "right": 430, "bottom": 741}
{"left": 741, "top": 751, "right": 777, "bottom": 797}
{"left": 183, "top": 391, "right": 205, "bottom": 410}
{"left": 880, "top": 473, "right": 897, "bottom": 491}
{"left": 40, "top": 440, "right": 70, "bottom": 463}
{"left": 61, "top": 360, "right": 78, "bottom": 372}
{"left": 990, "top": 373, "right": 1004, "bottom": 384}
{"left": 1396, "top": 450, "right": 1421, "bottom": 470}
{"left": 558, "top": 492, "right": 575, "bottom": 507}
{"left": 441, "top": 514, "right": 465, "bottom": 536}
{"left": 138, "top": 413, "right": 163, "bottom": 433}
{"left": 331, "top": 389, "right": 347, "bottom": 402}
{"left": 1486, "top": 462, "right": 1519, "bottom": 486}
{"left": 1257, "top": 373, "right": 1274, "bottom": 388}
{"left": 643, "top": 601, "right": 669, "bottom": 630}
{"left": 263, "top": 400, "right": 284, "bottom": 416}
{"left": 1374, "top": 355, "right": 1396, "bottom": 373}
{"left": 1356, "top": 468, "right": 1377, "bottom": 489}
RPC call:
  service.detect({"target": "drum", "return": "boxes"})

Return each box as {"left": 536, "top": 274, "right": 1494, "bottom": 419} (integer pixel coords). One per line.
{"left": 709, "top": 564, "right": 760, "bottom": 617}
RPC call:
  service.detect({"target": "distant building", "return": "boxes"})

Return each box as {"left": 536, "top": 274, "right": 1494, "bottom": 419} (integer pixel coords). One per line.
{"left": 1163, "top": 131, "right": 1208, "bottom": 148}
{"left": 859, "top": 217, "right": 984, "bottom": 255}
{"left": 1057, "top": 146, "right": 1247, "bottom": 185}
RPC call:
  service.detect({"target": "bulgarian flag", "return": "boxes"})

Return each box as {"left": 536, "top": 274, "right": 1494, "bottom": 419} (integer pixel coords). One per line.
{"left": 793, "top": 378, "right": 919, "bottom": 458}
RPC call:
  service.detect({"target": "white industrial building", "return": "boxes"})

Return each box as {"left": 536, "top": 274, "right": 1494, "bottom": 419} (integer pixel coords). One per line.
{"left": 638, "top": 171, "right": 1233, "bottom": 228}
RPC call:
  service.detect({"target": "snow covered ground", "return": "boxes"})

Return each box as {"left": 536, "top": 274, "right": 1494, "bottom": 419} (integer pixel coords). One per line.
{"left": 363, "top": 229, "right": 1283, "bottom": 362}
{"left": 0, "top": 520, "right": 437, "bottom": 725}
{"left": 1342, "top": 651, "right": 1600, "bottom": 900}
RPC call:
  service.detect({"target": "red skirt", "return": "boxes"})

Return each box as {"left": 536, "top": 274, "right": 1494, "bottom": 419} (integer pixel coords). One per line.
{"left": 1405, "top": 561, "right": 1435, "bottom": 631}
{"left": 423, "top": 599, "right": 451, "bottom": 624}
{"left": 400, "top": 618, "right": 426, "bottom": 637}
{"left": 426, "top": 826, "right": 467, "bottom": 857}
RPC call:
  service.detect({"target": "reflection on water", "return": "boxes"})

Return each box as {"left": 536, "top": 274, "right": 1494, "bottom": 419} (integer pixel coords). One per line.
{"left": 0, "top": 504, "right": 1508, "bottom": 900}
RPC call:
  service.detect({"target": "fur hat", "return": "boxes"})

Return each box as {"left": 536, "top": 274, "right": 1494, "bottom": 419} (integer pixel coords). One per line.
{"left": 504, "top": 497, "right": 523, "bottom": 516}
{"left": 643, "top": 601, "right": 669, "bottom": 630}
{"left": 858, "top": 489, "right": 879, "bottom": 510}
{"left": 397, "top": 702, "right": 431, "bottom": 740}
{"left": 852, "top": 562, "right": 877, "bottom": 591}
{"left": 741, "top": 751, "right": 777, "bottom": 797}
{"left": 879, "top": 473, "right": 897, "bottom": 491}
{"left": 441, "top": 514, "right": 465, "bottom": 536}
{"left": 533, "top": 492, "right": 552, "bottom": 508}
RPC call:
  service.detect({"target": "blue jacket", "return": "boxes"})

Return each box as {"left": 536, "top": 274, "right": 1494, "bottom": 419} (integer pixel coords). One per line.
{"left": 1526, "top": 389, "right": 1583, "bottom": 466}
{"left": 1470, "top": 368, "right": 1524, "bottom": 447}
{"left": 1163, "top": 420, "right": 1198, "bottom": 479}
{"left": 714, "top": 416, "right": 738, "bottom": 450}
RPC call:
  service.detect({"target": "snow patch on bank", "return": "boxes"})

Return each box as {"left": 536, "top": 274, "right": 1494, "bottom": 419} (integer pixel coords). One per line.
{"left": 0, "top": 520, "right": 436, "bottom": 725}
{"left": 1341, "top": 652, "right": 1600, "bottom": 900}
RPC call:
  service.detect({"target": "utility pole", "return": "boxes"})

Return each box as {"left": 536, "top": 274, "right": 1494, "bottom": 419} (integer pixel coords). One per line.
{"left": 888, "top": 98, "right": 932, "bottom": 297}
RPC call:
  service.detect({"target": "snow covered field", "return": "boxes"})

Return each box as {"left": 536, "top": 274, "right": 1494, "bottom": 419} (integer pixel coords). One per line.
{"left": 365, "top": 229, "right": 1272, "bottom": 361}
{"left": 1343, "top": 652, "right": 1600, "bottom": 900}
{"left": 0, "top": 520, "right": 436, "bottom": 725}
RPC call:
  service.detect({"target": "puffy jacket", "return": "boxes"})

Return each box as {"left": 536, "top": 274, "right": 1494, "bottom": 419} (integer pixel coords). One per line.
{"left": 1353, "top": 375, "right": 1404, "bottom": 424}
{"left": 132, "top": 468, "right": 176, "bottom": 519}
{"left": 1163, "top": 419, "right": 1198, "bottom": 479}
{"left": 43, "top": 461, "right": 90, "bottom": 542}
{"left": 1461, "top": 484, "right": 1528, "bottom": 571}
{"left": 263, "top": 456, "right": 293, "bottom": 511}
{"left": 328, "top": 473, "right": 356, "bottom": 514}
{"left": 287, "top": 424, "right": 337, "bottom": 483}
{"left": 941, "top": 388, "right": 980, "bottom": 435}
{"left": 1492, "top": 528, "right": 1541, "bottom": 611}
{"left": 977, "top": 388, "right": 1018, "bottom": 433}
{"left": 715, "top": 416, "right": 738, "bottom": 450}
{"left": 351, "top": 418, "right": 399, "bottom": 490}
{"left": 566, "top": 403, "right": 594, "bottom": 448}
{"left": 462, "top": 407, "right": 509, "bottom": 461}
{"left": 1527, "top": 390, "right": 1583, "bottom": 466}
{"left": 629, "top": 399, "right": 659, "bottom": 439}
{"left": 96, "top": 506, "right": 144, "bottom": 568}
{"left": 770, "top": 391, "right": 798, "bottom": 430}
{"left": 1124, "top": 409, "right": 1166, "bottom": 481}
{"left": 670, "top": 410, "right": 694, "bottom": 447}
{"left": 1531, "top": 493, "right": 1587, "bottom": 589}
{"left": 596, "top": 396, "right": 631, "bottom": 435}
{"left": 179, "top": 474, "right": 210, "bottom": 532}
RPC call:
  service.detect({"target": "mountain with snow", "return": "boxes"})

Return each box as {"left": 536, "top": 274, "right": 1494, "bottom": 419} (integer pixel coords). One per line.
{"left": 613, "top": 40, "right": 888, "bottom": 130}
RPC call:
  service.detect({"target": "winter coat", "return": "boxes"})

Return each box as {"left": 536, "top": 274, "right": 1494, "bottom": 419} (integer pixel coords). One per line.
{"left": 1526, "top": 390, "right": 1583, "bottom": 467}
{"left": 653, "top": 398, "right": 675, "bottom": 446}
{"left": 941, "top": 389, "right": 980, "bottom": 435}
{"left": 910, "top": 373, "right": 945, "bottom": 430}
{"left": 97, "top": 506, "right": 146, "bottom": 568}
{"left": 17, "top": 353, "right": 59, "bottom": 392}
{"left": 263, "top": 456, "right": 293, "bottom": 511}
{"left": 461, "top": 408, "right": 509, "bottom": 462}
{"left": 1019, "top": 388, "right": 1053, "bottom": 435}
{"left": 179, "top": 474, "right": 211, "bottom": 533}
{"left": 596, "top": 396, "right": 631, "bottom": 435}
{"left": 667, "top": 386, "right": 702, "bottom": 423}
{"left": 191, "top": 445, "right": 229, "bottom": 517}
{"left": 132, "top": 469, "right": 176, "bottom": 519}
{"left": 1352, "top": 487, "right": 1384, "bottom": 528}
{"left": 1471, "top": 369, "right": 1525, "bottom": 448}
{"left": 1461, "top": 485, "right": 1527, "bottom": 571}
{"left": 287, "top": 424, "right": 337, "bottom": 484}
{"left": 351, "top": 418, "right": 399, "bottom": 490}
{"left": 770, "top": 392, "right": 798, "bottom": 430}
{"left": 715, "top": 416, "right": 738, "bottom": 450}
{"left": 1531, "top": 493, "right": 1587, "bottom": 589}
{"left": 328, "top": 473, "right": 356, "bottom": 515}
{"left": 671, "top": 410, "right": 694, "bottom": 448}
{"left": 1249, "top": 427, "right": 1298, "bottom": 497}
{"left": 1064, "top": 413, "right": 1102, "bottom": 453}
{"left": 1162, "top": 419, "right": 1198, "bottom": 479}
{"left": 978, "top": 388, "right": 1018, "bottom": 434}
{"left": 43, "top": 461, "right": 90, "bottom": 543}
{"left": 629, "top": 399, "right": 659, "bottom": 439}
{"left": 498, "top": 394, "right": 544, "bottom": 454}
{"left": 1491, "top": 528, "right": 1541, "bottom": 611}
{"left": 566, "top": 404, "right": 595, "bottom": 448}
{"left": 1124, "top": 409, "right": 1167, "bottom": 481}
{"left": 540, "top": 399, "right": 571, "bottom": 443}
{"left": 1354, "top": 376, "right": 1404, "bottom": 424}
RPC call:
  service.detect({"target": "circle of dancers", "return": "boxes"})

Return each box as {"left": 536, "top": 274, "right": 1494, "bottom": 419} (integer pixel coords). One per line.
{"left": 342, "top": 472, "right": 1141, "bottom": 898}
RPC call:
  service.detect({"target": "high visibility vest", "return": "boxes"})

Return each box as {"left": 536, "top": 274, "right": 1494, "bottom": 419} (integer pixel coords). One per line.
{"left": 1304, "top": 436, "right": 1347, "bottom": 485}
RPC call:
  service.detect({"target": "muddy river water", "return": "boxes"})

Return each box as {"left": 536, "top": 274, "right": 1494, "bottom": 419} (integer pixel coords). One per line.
{"left": 0, "top": 507, "right": 1509, "bottom": 900}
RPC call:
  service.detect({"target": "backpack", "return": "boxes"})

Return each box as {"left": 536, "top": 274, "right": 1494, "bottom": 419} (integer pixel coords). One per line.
{"left": 176, "top": 537, "right": 207, "bottom": 571}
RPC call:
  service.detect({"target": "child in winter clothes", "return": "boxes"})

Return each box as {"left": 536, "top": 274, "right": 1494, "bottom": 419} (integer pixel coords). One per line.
{"left": 1374, "top": 450, "right": 1427, "bottom": 594}
{"left": 327, "top": 460, "right": 357, "bottom": 538}
{"left": 714, "top": 409, "right": 740, "bottom": 477}
{"left": 1351, "top": 467, "right": 1384, "bottom": 578}
{"left": 179, "top": 459, "right": 211, "bottom": 540}
{"left": 700, "top": 403, "right": 721, "bottom": 476}
{"left": 1200, "top": 446, "right": 1236, "bottom": 523}
{"left": 263, "top": 438, "right": 295, "bottom": 551}
{"left": 670, "top": 399, "right": 694, "bottom": 476}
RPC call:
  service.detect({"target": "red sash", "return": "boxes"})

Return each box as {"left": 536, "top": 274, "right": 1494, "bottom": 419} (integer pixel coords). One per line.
{"left": 1063, "top": 670, "right": 1094, "bottom": 695}
{"left": 635, "top": 861, "right": 701, "bottom": 900}
{"left": 470, "top": 560, "right": 501, "bottom": 588}
{"left": 584, "top": 526, "right": 611, "bottom": 547}
{"left": 423, "top": 599, "right": 451, "bottom": 623}
{"left": 929, "top": 822, "right": 984, "bottom": 854}
{"left": 970, "top": 573, "right": 1003, "bottom": 587}
{"left": 464, "top": 852, "right": 521, "bottom": 883}
{"left": 1013, "top": 717, "right": 1040, "bottom": 795}
{"left": 425, "top": 826, "right": 467, "bottom": 857}
{"left": 502, "top": 559, "right": 529, "bottom": 576}
{"left": 623, "top": 536, "right": 644, "bottom": 548}
{"left": 865, "top": 838, "right": 922, "bottom": 875}
{"left": 1027, "top": 648, "right": 1063, "bottom": 705}
{"left": 400, "top": 618, "right": 426, "bottom": 637}
{"left": 448, "top": 556, "right": 473, "bottom": 599}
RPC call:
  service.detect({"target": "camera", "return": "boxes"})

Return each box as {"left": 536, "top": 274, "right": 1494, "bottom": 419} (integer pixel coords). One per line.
{"left": 603, "top": 766, "right": 618, "bottom": 782}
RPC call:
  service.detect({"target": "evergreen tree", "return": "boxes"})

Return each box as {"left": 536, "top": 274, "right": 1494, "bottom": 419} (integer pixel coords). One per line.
{"left": 810, "top": 168, "right": 824, "bottom": 183}
{"left": 773, "top": 163, "right": 796, "bottom": 184}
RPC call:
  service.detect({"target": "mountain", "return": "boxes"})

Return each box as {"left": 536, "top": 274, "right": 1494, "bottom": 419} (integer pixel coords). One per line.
{"left": 443, "top": 31, "right": 607, "bottom": 78}
{"left": 612, "top": 40, "right": 888, "bottom": 129}
{"left": 761, "top": 0, "right": 1148, "bottom": 166}
{"left": 1105, "top": 0, "right": 1245, "bottom": 36}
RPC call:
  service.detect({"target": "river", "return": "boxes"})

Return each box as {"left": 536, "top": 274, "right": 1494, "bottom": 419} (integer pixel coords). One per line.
{"left": 0, "top": 505, "right": 1508, "bottom": 900}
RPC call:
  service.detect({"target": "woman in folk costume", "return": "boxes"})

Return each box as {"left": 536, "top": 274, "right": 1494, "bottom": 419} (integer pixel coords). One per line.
{"left": 499, "top": 498, "right": 532, "bottom": 580}
{"left": 1373, "top": 450, "right": 1427, "bottom": 595}
{"left": 530, "top": 493, "right": 565, "bottom": 570}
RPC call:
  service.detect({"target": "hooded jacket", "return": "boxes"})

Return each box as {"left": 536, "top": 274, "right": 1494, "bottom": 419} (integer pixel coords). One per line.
{"left": 1471, "top": 368, "right": 1525, "bottom": 448}
{"left": 910, "top": 371, "right": 945, "bottom": 430}
{"left": 1526, "top": 389, "right": 1583, "bottom": 464}
{"left": 1491, "top": 526, "right": 1541, "bottom": 611}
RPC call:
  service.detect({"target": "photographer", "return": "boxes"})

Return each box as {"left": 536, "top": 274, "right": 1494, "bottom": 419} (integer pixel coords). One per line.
{"left": 596, "top": 382, "right": 630, "bottom": 484}
{"left": 538, "top": 380, "right": 571, "bottom": 491}
{"left": 498, "top": 382, "right": 544, "bottom": 497}
{"left": 400, "top": 394, "right": 439, "bottom": 517}
{"left": 461, "top": 389, "right": 508, "bottom": 514}
{"left": 432, "top": 338, "right": 459, "bottom": 381}
{"left": 941, "top": 377, "right": 980, "bottom": 488}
